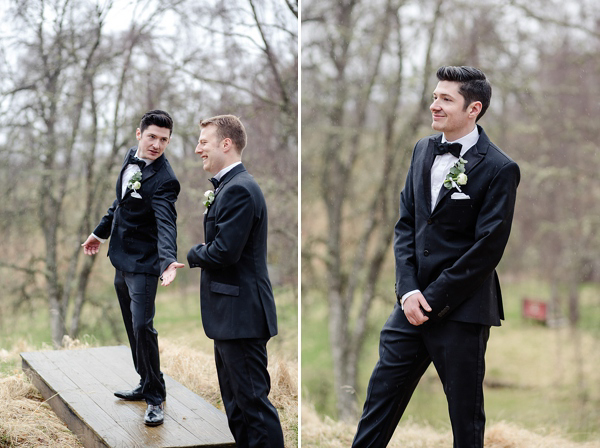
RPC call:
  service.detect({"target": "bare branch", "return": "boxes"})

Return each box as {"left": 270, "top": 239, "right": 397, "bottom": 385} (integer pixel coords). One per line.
{"left": 0, "top": 261, "right": 46, "bottom": 277}
{"left": 284, "top": 0, "right": 298, "bottom": 18}
{"left": 509, "top": 0, "right": 600, "bottom": 39}
{"left": 177, "top": 65, "right": 285, "bottom": 108}
{"left": 248, "top": 0, "right": 291, "bottom": 110}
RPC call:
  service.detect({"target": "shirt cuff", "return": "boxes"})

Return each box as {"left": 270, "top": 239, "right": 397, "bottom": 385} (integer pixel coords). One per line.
{"left": 92, "top": 233, "right": 107, "bottom": 243}
{"left": 401, "top": 289, "right": 421, "bottom": 310}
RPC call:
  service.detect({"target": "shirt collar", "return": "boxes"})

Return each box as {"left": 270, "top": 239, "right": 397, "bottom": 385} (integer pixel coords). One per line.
{"left": 214, "top": 161, "right": 242, "bottom": 181}
{"left": 442, "top": 126, "right": 479, "bottom": 156}
{"left": 134, "top": 149, "right": 154, "bottom": 166}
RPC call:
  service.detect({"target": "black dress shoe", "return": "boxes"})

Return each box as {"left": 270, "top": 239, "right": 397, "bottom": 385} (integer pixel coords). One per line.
{"left": 114, "top": 385, "right": 144, "bottom": 401}
{"left": 144, "top": 404, "right": 164, "bottom": 426}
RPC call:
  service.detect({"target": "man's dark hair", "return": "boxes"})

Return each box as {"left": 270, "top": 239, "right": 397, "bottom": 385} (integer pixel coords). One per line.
{"left": 436, "top": 66, "right": 492, "bottom": 121}
{"left": 139, "top": 110, "right": 174, "bottom": 136}
{"left": 200, "top": 115, "right": 247, "bottom": 153}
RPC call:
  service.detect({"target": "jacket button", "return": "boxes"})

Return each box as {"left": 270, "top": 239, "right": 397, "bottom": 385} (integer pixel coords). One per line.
{"left": 424, "top": 250, "right": 429, "bottom": 256}
{"left": 427, "top": 219, "right": 433, "bottom": 225}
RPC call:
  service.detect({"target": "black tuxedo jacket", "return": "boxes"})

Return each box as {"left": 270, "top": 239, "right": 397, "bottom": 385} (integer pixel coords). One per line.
{"left": 94, "top": 147, "right": 180, "bottom": 276}
{"left": 187, "top": 164, "right": 278, "bottom": 340}
{"left": 395, "top": 126, "right": 520, "bottom": 326}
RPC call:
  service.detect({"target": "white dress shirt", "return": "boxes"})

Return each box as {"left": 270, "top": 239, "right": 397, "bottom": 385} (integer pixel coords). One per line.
{"left": 121, "top": 150, "right": 152, "bottom": 199}
{"left": 401, "top": 126, "right": 479, "bottom": 308}
{"left": 92, "top": 150, "right": 153, "bottom": 243}
{"left": 429, "top": 126, "right": 479, "bottom": 211}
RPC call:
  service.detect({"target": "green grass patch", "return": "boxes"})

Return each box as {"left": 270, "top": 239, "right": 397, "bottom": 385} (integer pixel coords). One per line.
{"left": 153, "top": 285, "right": 298, "bottom": 359}
{"left": 0, "top": 282, "right": 297, "bottom": 374}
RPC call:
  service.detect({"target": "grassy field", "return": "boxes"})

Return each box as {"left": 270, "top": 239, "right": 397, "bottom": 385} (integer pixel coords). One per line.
{"left": 301, "top": 279, "right": 600, "bottom": 444}
{"left": 0, "top": 283, "right": 298, "bottom": 447}
{"left": 0, "top": 283, "right": 297, "bottom": 368}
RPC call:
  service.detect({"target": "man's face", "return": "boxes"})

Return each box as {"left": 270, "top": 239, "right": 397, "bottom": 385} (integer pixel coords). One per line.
{"left": 136, "top": 125, "right": 171, "bottom": 160}
{"left": 430, "top": 81, "right": 475, "bottom": 140}
{"left": 196, "top": 124, "right": 225, "bottom": 175}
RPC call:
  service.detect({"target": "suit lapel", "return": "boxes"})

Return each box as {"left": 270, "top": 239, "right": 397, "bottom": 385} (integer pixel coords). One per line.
{"left": 422, "top": 137, "right": 438, "bottom": 215}
{"left": 117, "top": 148, "right": 135, "bottom": 202}
{"left": 213, "top": 164, "right": 246, "bottom": 200}
{"left": 203, "top": 164, "right": 246, "bottom": 231}
{"left": 118, "top": 149, "right": 166, "bottom": 202}
{"left": 142, "top": 154, "right": 165, "bottom": 182}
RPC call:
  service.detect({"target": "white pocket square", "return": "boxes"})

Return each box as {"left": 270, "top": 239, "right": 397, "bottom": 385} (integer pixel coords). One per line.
{"left": 131, "top": 192, "right": 142, "bottom": 199}
{"left": 451, "top": 192, "right": 470, "bottom": 200}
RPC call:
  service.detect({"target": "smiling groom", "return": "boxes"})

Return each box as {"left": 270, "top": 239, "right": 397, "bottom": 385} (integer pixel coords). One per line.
{"left": 82, "top": 110, "right": 184, "bottom": 427}
{"left": 352, "top": 67, "right": 520, "bottom": 447}
{"left": 187, "top": 115, "right": 284, "bottom": 448}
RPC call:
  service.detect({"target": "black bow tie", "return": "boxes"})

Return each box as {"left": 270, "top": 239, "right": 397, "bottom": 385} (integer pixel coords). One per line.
{"left": 127, "top": 153, "right": 146, "bottom": 169}
{"left": 209, "top": 177, "right": 220, "bottom": 189}
{"left": 434, "top": 141, "right": 462, "bottom": 158}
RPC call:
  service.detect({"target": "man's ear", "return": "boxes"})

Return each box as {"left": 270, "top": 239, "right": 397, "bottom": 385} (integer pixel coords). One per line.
{"left": 136, "top": 128, "right": 142, "bottom": 140}
{"left": 468, "top": 101, "right": 482, "bottom": 120}
{"left": 222, "top": 137, "right": 234, "bottom": 153}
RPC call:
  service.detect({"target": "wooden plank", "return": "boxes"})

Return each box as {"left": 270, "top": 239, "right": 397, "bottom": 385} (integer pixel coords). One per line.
{"left": 164, "top": 378, "right": 233, "bottom": 438}
{"left": 22, "top": 354, "right": 134, "bottom": 448}
{"left": 60, "top": 350, "right": 207, "bottom": 446}
{"left": 85, "top": 346, "right": 234, "bottom": 444}
{"left": 48, "top": 350, "right": 165, "bottom": 444}
{"left": 21, "top": 346, "right": 235, "bottom": 448}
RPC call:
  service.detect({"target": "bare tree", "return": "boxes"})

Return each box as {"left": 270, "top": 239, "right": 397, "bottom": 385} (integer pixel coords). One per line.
{"left": 0, "top": 0, "right": 298, "bottom": 346}
{"left": 302, "top": 0, "right": 600, "bottom": 425}
{"left": 1, "top": 0, "right": 118, "bottom": 346}
{"left": 302, "top": 0, "right": 447, "bottom": 421}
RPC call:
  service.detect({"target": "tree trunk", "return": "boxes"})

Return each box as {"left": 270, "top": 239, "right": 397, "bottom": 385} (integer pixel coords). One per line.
{"left": 328, "top": 288, "right": 356, "bottom": 421}
{"left": 567, "top": 280, "right": 579, "bottom": 327}
{"left": 70, "top": 255, "right": 95, "bottom": 337}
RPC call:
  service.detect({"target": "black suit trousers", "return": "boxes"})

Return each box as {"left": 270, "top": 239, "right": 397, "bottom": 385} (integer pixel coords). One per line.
{"left": 214, "top": 338, "right": 284, "bottom": 448}
{"left": 114, "top": 270, "right": 165, "bottom": 406}
{"left": 352, "top": 303, "right": 490, "bottom": 448}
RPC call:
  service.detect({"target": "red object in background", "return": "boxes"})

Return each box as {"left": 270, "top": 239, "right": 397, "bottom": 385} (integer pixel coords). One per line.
{"left": 522, "top": 298, "right": 548, "bottom": 322}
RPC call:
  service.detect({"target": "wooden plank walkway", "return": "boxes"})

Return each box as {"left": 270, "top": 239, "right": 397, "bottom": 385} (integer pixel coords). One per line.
{"left": 21, "top": 345, "right": 235, "bottom": 448}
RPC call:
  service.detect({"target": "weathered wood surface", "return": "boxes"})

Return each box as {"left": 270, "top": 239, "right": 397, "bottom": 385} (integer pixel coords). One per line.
{"left": 21, "top": 345, "right": 235, "bottom": 448}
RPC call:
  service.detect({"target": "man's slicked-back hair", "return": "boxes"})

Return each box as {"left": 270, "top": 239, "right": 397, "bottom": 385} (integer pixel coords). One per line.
{"left": 139, "top": 110, "right": 174, "bottom": 136}
{"left": 200, "top": 115, "right": 247, "bottom": 153}
{"left": 436, "top": 66, "right": 492, "bottom": 121}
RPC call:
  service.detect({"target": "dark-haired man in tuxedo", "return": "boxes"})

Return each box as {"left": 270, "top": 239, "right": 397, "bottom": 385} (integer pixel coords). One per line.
{"left": 187, "top": 115, "right": 284, "bottom": 448}
{"left": 352, "top": 66, "right": 520, "bottom": 447}
{"left": 82, "top": 110, "right": 184, "bottom": 427}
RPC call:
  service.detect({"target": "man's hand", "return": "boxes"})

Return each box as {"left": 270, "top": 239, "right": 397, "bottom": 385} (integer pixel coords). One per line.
{"left": 81, "top": 234, "right": 101, "bottom": 256}
{"left": 160, "top": 261, "right": 185, "bottom": 286}
{"left": 403, "top": 292, "right": 432, "bottom": 326}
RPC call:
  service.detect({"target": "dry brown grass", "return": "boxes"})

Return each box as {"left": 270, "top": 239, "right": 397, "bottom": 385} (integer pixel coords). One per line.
{"left": 0, "top": 338, "right": 90, "bottom": 447}
{"left": 301, "top": 402, "right": 600, "bottom": 448}
{"left": 0, "top": 374, "right": 82, "bottom": 447}
{"left": 160, "top": 337, "right": 299, "bottom": 448}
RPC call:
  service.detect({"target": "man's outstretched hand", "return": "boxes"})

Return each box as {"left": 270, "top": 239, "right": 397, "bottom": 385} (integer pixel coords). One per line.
{"left": 161, "top": 262, "right": 185, "bottom": 286}
{"left": 82, "top": 234, "right": 101, "bottom": 256}
{"left": 404, "top": 292, "right": 432, "bottom": 326}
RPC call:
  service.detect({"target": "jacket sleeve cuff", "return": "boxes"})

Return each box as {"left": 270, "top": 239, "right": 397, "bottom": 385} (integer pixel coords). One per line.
{"left": 91, "top": 233, "right": 107, "bottom": 243}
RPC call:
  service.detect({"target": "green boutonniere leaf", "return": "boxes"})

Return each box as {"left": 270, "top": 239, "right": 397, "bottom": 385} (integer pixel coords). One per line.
{"left": 444, "top": 158, "right": 468, "bottom": 191}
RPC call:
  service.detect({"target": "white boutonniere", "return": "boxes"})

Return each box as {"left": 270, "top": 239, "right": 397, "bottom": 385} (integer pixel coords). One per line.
{"left": 203, "top": 190, "right": 215, "bottom": 214}
{"left": 443, "top": 157, "right": 468, "bottom": 191}
{"left": 127, "top": 171, "right": 142, "bottom": 195}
